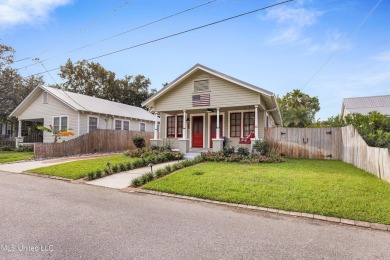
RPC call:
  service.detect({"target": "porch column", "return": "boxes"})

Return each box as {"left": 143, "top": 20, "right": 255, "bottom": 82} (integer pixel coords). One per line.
{"left": 153, "top": 113, "right": 158, "bottom": 139}
{"left": 254, "top": 105, "right": 259, "bottom": 139}
{"left": 18, "top": 120, "right": 22, "bottom": 137}
{"left": 216, "top": 108, "right": 220, "bottom": 139}
{"left": 183, "top": 110, "right": 187, "bottom": 139}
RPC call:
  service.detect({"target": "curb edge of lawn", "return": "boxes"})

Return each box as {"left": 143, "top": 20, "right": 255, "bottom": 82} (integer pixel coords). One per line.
{"left": 125, "top": 188, "right": 390, "bottom": 233}
{"left": 19, "top": 171, "right": 85, "bottom": 183}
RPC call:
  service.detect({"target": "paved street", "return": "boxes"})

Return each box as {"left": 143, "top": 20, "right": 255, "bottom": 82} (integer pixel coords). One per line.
{"left": 0, "top": 171, "right": 389, "bottom": 260}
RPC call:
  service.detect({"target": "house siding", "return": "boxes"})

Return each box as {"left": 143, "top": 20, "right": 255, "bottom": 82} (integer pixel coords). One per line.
{"left": 154, "top": 71, "right": 260, "bottom": 111}
{"left": 17, "top": 91, "right": 78, "bottom": 143}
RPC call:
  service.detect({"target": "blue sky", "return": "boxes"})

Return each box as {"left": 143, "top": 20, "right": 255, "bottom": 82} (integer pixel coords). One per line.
{"left": 1, "top": 0, "right": 389, "bottom": 120}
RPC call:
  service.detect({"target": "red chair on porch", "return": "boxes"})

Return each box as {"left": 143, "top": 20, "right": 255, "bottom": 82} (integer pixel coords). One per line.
{"left": 239, "top": 133, "right": 254, "bottom": 144}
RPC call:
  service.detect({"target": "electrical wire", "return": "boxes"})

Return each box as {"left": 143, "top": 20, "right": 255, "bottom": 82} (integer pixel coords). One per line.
{"left": 301, "top": 0, "right": 383, "bottom": 90}
{"left": 24, "top": 0, "right": 294, "bottom": 78}
{"left": 16, "top": 0, "right": 217, "bottom": 70}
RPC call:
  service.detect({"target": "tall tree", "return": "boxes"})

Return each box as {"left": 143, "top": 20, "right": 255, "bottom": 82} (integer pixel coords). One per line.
{"left": 0, "top": 43, "right": 44, "bottom": 128}
{"left": 58, "top": 59, "right": 155, "bottom": 107}
{"left": 278, "top": 89, "right": 320, "bottom": 127}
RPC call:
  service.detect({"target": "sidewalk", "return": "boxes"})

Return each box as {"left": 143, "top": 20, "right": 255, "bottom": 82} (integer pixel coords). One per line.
{"left": 0, "top": 153, "right": 118, "bottom": 173}
{"left": 87, "top": 161, "right": 181, "bottom": 189}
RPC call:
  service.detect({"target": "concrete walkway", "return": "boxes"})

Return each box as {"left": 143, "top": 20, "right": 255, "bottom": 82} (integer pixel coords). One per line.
{"left": 0, "top": 153, "right": 118, "bottom": 173}
{"left": 87, "top": 161, "right": 181, "bottom": 189}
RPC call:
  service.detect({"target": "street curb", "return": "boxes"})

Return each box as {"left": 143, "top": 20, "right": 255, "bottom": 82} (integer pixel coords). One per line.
{"left": 126, "top": 188, "right": 390, "bottom": 233}
{"left": 20, "top": 171, "right": 75, "bottom": 182}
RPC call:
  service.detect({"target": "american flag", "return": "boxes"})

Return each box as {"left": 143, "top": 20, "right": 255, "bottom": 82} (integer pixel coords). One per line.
{"left": 192, "top": 94, "right": 210, "bottom": 107}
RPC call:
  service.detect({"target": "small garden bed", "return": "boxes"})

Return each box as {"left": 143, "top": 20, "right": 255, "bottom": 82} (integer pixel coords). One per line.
{"left": 140, "top": 159, "right": 390, "bottom": 225}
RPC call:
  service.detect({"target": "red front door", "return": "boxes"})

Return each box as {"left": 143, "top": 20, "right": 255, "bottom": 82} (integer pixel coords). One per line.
{"left": 210, "top": 115, "right": 223, "bottom": 148}
{"left": 192, "top": 116, "right": 203, "bottom": 148}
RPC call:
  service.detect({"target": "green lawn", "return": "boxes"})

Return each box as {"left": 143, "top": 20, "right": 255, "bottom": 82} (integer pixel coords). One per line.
{"left": 28, "top": 154, "right": 138, "bottom": 180}
{"left": 0, "top": 151, "right": 34, "bottom": 163}
{"left": 143, "top": 159, "right": 390, "bottom": 224}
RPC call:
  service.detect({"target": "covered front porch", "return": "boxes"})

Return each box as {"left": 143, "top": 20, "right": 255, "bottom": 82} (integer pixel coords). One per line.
{"left": 16, "top": 118, "right": 44, "bottom": 146}
{"left": 151, "top": 105, "right": 265, "bottom": 154}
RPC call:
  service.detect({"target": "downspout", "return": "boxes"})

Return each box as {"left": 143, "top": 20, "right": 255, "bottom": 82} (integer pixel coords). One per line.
{"left": 77, "top": 111, "right": 80, "bottom": 137}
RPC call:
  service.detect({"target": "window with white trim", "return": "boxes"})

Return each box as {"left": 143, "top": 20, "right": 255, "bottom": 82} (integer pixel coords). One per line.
{"left": 88, "top": 117, "right": 98, "bottom": 132}
{"left": 53, "top": 116, "right": 68, "bottom": 133}
{"left": 123, "top": 121, "right": 130, "bottom": 131}
{"left": 243, "top": 112, "right": 255, "bottom": 137}
{"left": 177, "top": 115, "right": 183, "bottom": 137}
{"left": 115, "top": 120, "right": 122, "bottom": 130}
{"left": 140, "top": 122, "right": 146, "bottom": 132}
{"left": 166, "top": 116, "right": 175, "bottom": 137}
{"left": 230, "top": 113, "right": 241, "bottom": 137}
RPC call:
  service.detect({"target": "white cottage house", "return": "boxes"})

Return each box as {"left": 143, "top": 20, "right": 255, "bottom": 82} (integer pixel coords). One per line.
{"left": 10, "top": 85, "right": 156, "bottom": 143}
{"left": 142, "top": 64, "right": 282, "bottom": 153}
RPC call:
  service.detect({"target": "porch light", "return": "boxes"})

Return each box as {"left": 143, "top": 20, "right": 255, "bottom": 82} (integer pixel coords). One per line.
{"left": 207, "top": 109, "right": 215, "bottom": 113}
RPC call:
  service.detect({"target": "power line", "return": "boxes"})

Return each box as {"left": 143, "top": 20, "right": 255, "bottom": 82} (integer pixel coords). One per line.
{"left": 16, "top": 0, "right": 217, "bottom": 71}
{"left": 301, "top": 0, "right": 383, "bottom": 90}
{"left": 25, "top": 0, "right": 294, "bottom": 78}
{"left": 13, "top": 1, "right": 130, "bottom": 64}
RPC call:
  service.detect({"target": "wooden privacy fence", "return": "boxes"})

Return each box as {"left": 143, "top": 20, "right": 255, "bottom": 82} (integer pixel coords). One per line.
{"left": 265, "top": 125, "right": 390, "bottom": 183}
{"left": 34, "top": 130, "right": 153, "bottom": 159}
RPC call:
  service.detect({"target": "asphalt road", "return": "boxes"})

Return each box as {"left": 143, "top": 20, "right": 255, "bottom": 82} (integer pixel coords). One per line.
{"left": 0, "top": 171, "right": 389, "bottom": 260}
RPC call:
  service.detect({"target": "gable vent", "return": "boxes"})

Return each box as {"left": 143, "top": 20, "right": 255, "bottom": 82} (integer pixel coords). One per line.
{"left": 194, "top": 80, "right": 209, "bottom": 92}
{"left": 43, "top": 92, "right": 48, "bottom": 104}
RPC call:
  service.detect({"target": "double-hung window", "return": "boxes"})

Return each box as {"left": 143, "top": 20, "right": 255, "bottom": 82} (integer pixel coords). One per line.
{"left": 139, "top": 122, "right": 146, "bottom": 132}
{"left": 166, "top": 116, "right": 175, "bottom": 137}
{"left": 230, "top": 113, "right": 241, "bottom": 137}
{"left": 176, "top": 116, "right": 183, "bottom": 138}
{"left": 88, "top": 117, "right": 98, "bottom": 132}
{"left": 243, "top": 112, "right": 255, "bottom": 137}
{"left": 53, "top": 116, "right": 68, "bottom": 133}
{"left": 123, "top": 121, "right": 130, "bottom": 131}
{"left": 115, "top": 120, "right": 122, "bottom": 130}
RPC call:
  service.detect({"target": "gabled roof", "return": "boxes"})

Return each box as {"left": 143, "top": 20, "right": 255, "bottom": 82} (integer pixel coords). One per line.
{"left": 142, "top": 63, "right": 282, "bottom": 125}
{"left": 10, "top": 85, "right": 155, "bottom": 122}
{"left": 342, "top": 94, "right": 390, "bottom": 115}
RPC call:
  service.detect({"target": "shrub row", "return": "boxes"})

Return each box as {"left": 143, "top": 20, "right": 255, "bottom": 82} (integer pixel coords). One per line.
{"left": 131, "top": 156, "right": 204, "bottom": 187}
{"left": 201, "top": 150, "right": 285, "bottom": 163}
{"left": 85, "top": 151, "right": 183, "bottom": 181}
{"left": 0, "top": 145, "right": 33, "bottom": 152}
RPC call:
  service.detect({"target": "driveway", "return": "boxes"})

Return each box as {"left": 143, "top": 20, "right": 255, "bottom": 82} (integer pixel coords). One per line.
{"left": 0, "top": 153, "right": 117, "bottom": 173}
{"left": 0, "top": 171, "right": 389, "bottom": 259}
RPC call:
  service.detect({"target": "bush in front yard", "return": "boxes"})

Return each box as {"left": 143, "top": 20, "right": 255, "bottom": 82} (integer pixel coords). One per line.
{"left": 252, "top": 140, "right": 270, "bottom": 156}
{"left": 132, "top": 135, "right": 146, "bottom": 149}
{"left": 0, "top": 146, "right": 14, "bottom": 151}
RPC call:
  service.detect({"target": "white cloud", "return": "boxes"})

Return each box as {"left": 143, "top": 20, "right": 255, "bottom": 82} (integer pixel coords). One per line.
{"left": 264, "top": 4, "right": 322, "bottom": 44}
{"left": 307, "top": 29, "right": 348, "bottom": 54}
{"left": 0, "top": 0, "right": 71, "bottom": 28}
{"left": 373, "top": 51, "right": 390, "bottom": 62}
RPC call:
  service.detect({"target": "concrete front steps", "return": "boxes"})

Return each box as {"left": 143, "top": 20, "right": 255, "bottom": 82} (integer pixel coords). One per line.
{"left": 184, "top": 152, "right": 201, "bottom": 160}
